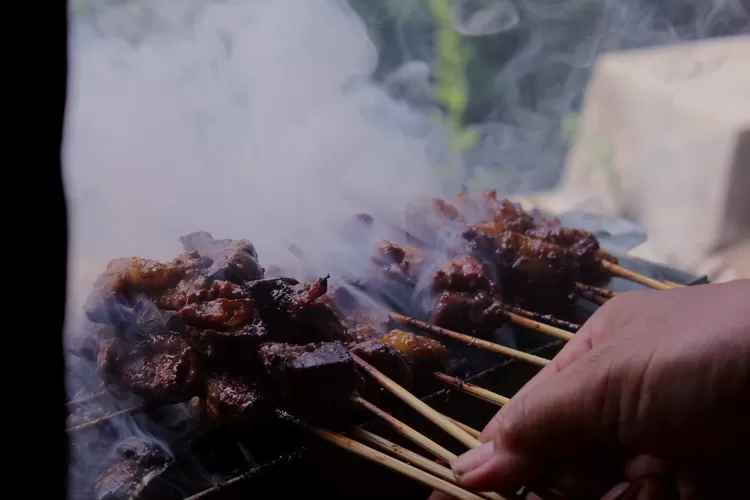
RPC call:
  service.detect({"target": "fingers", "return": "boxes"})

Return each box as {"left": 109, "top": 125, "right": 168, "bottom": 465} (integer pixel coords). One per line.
{"left": 478, "top": 308, "right": 609, "bottom": 442}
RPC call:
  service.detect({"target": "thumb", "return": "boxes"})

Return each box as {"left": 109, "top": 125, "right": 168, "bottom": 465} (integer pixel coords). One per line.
{"left": 451, "top": 341, "right": 621, "bottom": 492}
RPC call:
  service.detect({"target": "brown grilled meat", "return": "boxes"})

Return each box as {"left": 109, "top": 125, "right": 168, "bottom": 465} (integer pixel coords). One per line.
{"left": 258, "top": 341, "right": 363, "bottom": 426}
{"left": 247, "top": 276, "right": 347, "bottom": 344}
{"left": 92, "top": 439, "right": 178, "bottom": 500}
{"left": 405, "top": 197, "right": 464, "bottom": 247}
{"left": 203, "top": 374, "right": 273, "bottom": 428}
{"left": 350, "top": 341, "right": 414, "bottom": 391}
{"left": 96, "top": 332, "right": 203, "bottom": 404}
{"left": 431, "top": 254, "right": 495, "bottom": 294}
{"left": 492, "top": 231, "right": 578, "bottom": 314}
{"left": 85, "top": 235, "right": 263, "bottom": 336}
{"left": 430, "top": 290, "right": 506, "bottom": 337}
{"left": 525, "top": 225, "right": 617, "bottom": 284}
{"left": 376, "top": 329, "right": 449, "bottom": 372}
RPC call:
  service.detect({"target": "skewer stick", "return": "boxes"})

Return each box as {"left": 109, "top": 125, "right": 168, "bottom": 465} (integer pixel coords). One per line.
{"left": 574, "top": 282, "right": 618, "bottom": 298}
{"left": 444, "top": 416, "right": 481, "bottom": 439}
{"left": 600, "top": 261, "right": 674, "bottom": 291}
{"left": 504, "top": 311, "right": 575, "bottom": 341}
{"left": 389, "top": 313, "right": 551, "bottom": 367}
{"left": 351, "top": 353, "right": 482, "bottom": 449}
{"left": 66, "top": 404, "right": 146, "bottom": 433}
{"left": 352, "top": 396, "right": 457, "bottom": 461}
{"left": 664, "top": 280, "right": 684, "bottom": 288}
{"left": 581, "top": 292, "right": 608, "bottom": 305}
{"left": 504, "top": 305, "right": 581, "bottom": 332}
{"left": 65, "top": 390, "right": 107, "bottom": 407}
{"left": 352, "top": 429, "right": 506, "bottom": 500}
{"left": 434, "top": 373, "right": 510, "bottom": 407}
{"left": 310, "top": 427, "right": 486, "bottom": 500}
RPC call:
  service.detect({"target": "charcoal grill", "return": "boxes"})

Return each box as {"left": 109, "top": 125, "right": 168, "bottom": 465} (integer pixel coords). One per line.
{"left": 66, "top": 245, "right": 707, "bottom": 500}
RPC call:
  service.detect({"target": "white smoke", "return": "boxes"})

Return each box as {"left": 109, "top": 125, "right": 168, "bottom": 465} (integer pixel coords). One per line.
{"left": 63, "top": 0, "right": 453, "bottom": 319}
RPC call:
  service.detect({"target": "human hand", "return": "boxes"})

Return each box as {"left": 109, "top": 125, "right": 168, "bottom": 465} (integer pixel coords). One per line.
{"left": 429, "top": 279, "right": 750, "bottom": 499}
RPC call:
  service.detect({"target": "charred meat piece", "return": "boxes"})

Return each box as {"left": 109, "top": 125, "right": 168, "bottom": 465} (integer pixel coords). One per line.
{"left": 96, "top": 332, "right": 202, "bottom": 404}
{"left": 179, "top": 231, "right": 264, "bottom": 283}
{"left": 376, "top": 329, "right": 449, "bottom": 372}
{"left": 83, "top": 255, "right": 197, "bottom": 331}
{"left": 179, "top": 296, "right": 255, "bottom": 331}
{"left": 456, "top": 190, "right": 534, "bottom": 233}
{"left": 340, "top": 308, "right": 392, "bottom": 345}
{"left": 259, "top": 341, "right": 361, "bottom": 425}
{"left": 248, "top": 276, "right": 347, "bottom": 343}
{"left": 179, "top": 283, "right": 270, "bottom": 363}
{"left": 525, "top": 226, "right": 617, "bottom": 284}
{"left": 371, "top": 239, "right": 425, "bottom": 286}
{"left": 204, "top": 374, "right": 273, "bottom": 428}
{"left": 493, "top": 232, "right": 578, "bottom": 313}
{"left": 351, "top": 341, "right": 414, "bottom": 391}
{"left": 93, "top": 439, "right": 178, "bottom": 500}
{"left": 431, "top": 290, "right": 506, "bottom": 337}
{"left": 431, "top": 254, "right": 495, "bottom": 294}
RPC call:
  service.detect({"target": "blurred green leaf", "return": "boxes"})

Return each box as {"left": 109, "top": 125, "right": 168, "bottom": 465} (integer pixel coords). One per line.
{"left": 561, "top": 112, "right": 580, "bottom": 141}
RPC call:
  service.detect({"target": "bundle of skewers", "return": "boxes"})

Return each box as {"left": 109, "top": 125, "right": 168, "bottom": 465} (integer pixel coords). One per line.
{"left": 66, "top": 191, "right": 684, "bottom": 500}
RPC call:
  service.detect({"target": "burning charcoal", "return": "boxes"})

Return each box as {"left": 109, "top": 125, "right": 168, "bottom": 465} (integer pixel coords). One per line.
{"left": 376, "top": 329, "right": 449, "bottom": 372}
{"left": 93, "top": 439, "right": 179, "bottom": 500}
{"left": 431, "top": 254, "right": 494, "bottom": 294}
{"left": 204, "top": 374, "right": 274, "bottom": 428}
{"left": 96, "top": 332, "right": 203, "bottom": 404}
{"left": 351, "top": 341, "right": 413, "bottom": 391}
{"left": 259, "top": 342, "right": 361, "bottom": 425}
{"left": 248, "top": 276, "right": 348, "bottom": 343}
{"left": 431, "top": 290, "right": 506, "bottom": 337}
{"left": 179, "top": 231, "right": 264, "bottom": 283}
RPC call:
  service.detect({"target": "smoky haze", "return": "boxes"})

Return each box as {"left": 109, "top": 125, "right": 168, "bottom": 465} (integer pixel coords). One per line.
{"left": 64, "top": 0, "right": 451, "bottom": 325}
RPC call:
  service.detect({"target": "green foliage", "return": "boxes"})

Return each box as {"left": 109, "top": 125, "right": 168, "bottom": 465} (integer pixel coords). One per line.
{"left": 427, "top": 0, "right": 480, "bottom": 184}
{"left": 561, "top": 112, "right": 580, "bottom": 142}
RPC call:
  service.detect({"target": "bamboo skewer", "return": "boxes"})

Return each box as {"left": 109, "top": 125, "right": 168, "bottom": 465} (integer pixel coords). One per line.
{"left": 581, "top": 292, "right": 608, "bottom": 305}
{"left": 574, "top": 282, "right": 618, "bottom": 298}
{"left": 600, "top": 261, "right": 674, "bottom": 291}
{"left": 504, "top": 305, "right": 581, "bottom": 332}
{"left": 352, "top": 429, "right": 506, "bottom": 500}
{"left": 389, "top": 313, "right": 551, "bottom": 367}
{"left": 352, "top": 396, "right": 457, "bottom": 461}
{"left": 65, "top": 390, "right": 108, "bottom": 407}
{"left": 504, "top": 311, "right": 575, "bottom": 341}
{"left": 434, "top": 373, "right": 510, "bottom": 407}
{"left": 444, "top": 416, "right": 481, "bottom": 439}
{"left": 310, "top": 427, "right": 486, "bottom": 500}
{"left": 351, "top": 353, "right": 482, "bottom": 449}
{"left": 66, "top": 404, "right": 146, "bottom": 433}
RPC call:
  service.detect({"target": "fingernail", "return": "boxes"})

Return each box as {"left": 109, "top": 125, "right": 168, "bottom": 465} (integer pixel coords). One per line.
{"left": 450, "top": 441, "right": 495, "bottom": 478}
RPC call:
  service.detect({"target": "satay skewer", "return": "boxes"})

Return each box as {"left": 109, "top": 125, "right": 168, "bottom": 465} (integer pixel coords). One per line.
{"left": 352, "top": 429, "right": 506, "bottom": 500}
{"left": 351, "top": 353, "right": 482, "bottom": 449}
{"left": 353, "top": 396, "right": 457, "bottom": 461}
{"left": 504, "top": 305, "right": 581, "bottom": 332}
{"left": 434, "top": 373, "right": 510, "bottom": 407}
{"left": 65, "top": 390, "right": 108, "bottom": 407}
{"left": 310, "top": 427, "right": 486, "bottom": 500}
{"left": 600, "top": 261, "right": 674, "bottom": 291}
{"left": 444, "top": 416, "right": 481, "bottom": 439}
{"left": 389, "top": 313, "right": 552, "bottom": 366}
{"left": 504, "top": 311, "right": 575, "bottom": 341}
{"left": 66, "top": 404, "right": 146, "bottom": 433}
{"left": 574, "top": 282, "right": 618, "bottom": 299}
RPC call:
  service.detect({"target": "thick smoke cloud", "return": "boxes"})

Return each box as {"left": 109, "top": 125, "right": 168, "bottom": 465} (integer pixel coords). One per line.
{"left": 64, "top": 0, "right": 450, "bottom": 322}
